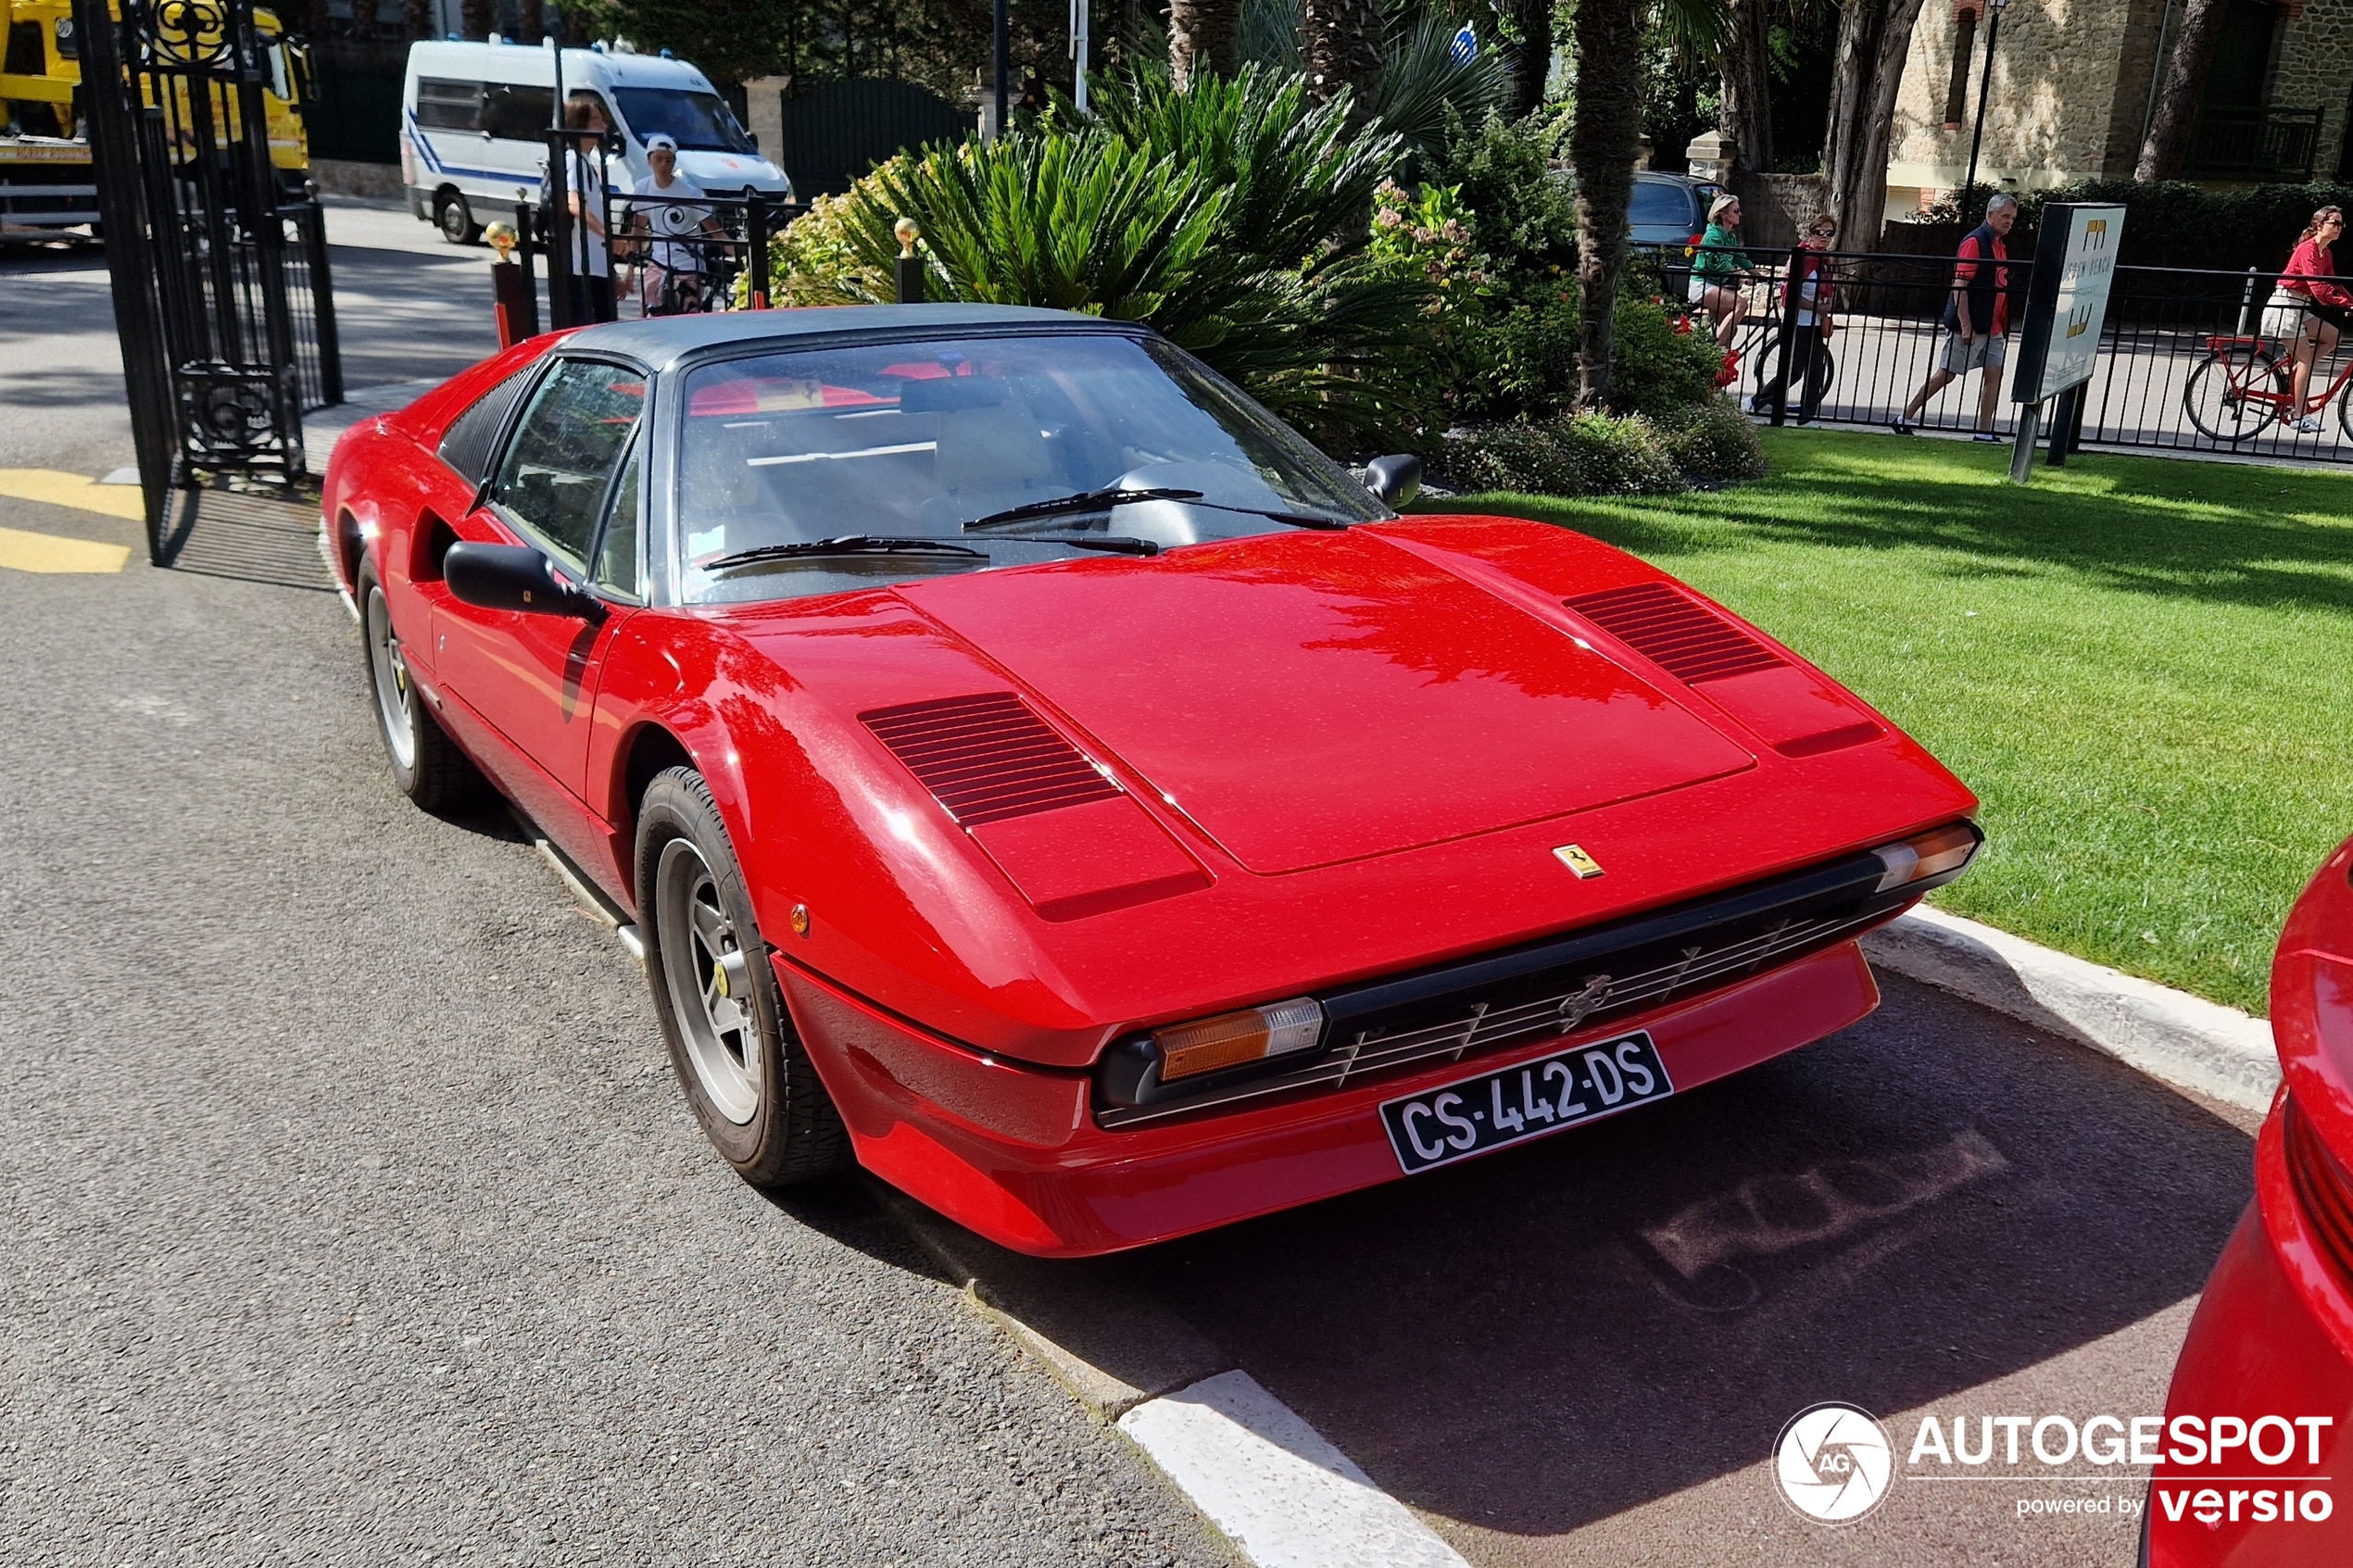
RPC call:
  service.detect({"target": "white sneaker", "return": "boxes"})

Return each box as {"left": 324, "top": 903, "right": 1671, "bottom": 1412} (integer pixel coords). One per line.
{"left": 2293, "top": 416, "right": 2324, "bottom": 433}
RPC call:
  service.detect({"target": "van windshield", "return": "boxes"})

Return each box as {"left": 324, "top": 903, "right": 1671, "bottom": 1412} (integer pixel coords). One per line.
{"left": 611, "top": 88, "right": 755, "bottom": 155}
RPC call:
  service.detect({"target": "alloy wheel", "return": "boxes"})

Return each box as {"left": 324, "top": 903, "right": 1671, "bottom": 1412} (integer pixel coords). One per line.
{"left": 656, "top": 837, "right": 763, "bottom": 1125}
{"left": 365, "top": 584, "right": 418, "bottom": 771}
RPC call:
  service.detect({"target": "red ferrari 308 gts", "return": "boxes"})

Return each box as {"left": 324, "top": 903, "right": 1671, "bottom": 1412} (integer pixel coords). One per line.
{"left": 322, "top": 305, "right": 1980, "bottom": 1256}
{"left": 2148, "top": 836, "right": 2353, "bottom": 1565}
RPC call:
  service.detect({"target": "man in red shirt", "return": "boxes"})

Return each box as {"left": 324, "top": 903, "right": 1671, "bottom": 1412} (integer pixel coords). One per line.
{"left": 1893, "top": 193, "right": 2019, "bottom": 442}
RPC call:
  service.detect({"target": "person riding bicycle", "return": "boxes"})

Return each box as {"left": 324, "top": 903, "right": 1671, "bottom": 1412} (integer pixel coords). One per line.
{"left": 1751, "top": 213, "right": 1839, "bottom": 422}
{"left": 624, "top": 134, "right": 726, "bottom": 316}
{"left": 1690, "top": 194, "right": 1755, "bottom": 351}
{"left": 2261, "top": 206, "right": 2350, "bottom": 434}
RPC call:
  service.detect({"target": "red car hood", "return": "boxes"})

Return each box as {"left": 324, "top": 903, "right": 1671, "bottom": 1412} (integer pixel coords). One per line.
{"left": 895, "top": 529, "right": 1755, "bottom": 874}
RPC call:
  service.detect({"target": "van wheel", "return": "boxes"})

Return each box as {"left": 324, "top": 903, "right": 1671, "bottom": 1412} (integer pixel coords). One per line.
{"left": 434, "top": 190, "right": 481, "bottom": 245}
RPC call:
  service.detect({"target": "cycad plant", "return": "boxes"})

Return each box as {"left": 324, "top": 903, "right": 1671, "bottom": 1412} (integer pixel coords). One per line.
{"left": 800, "top": 67, "right": 1439, "bottom": 443}
{"left": 849, "top": 132, "right": 1230, "bottom": 330}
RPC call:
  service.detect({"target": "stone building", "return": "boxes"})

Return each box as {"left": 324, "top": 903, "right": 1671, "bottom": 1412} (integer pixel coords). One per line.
{"left": 1885, "top": 0, "right": 2353, "bottom": 212}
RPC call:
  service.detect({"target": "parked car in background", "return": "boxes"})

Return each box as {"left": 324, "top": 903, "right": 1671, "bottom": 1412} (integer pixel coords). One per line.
{"left": 1626, "top": 171, "right": 1722, "bottom": 247}
{"left": 2148, "top": 834, "right": 2353, "bottom": 1565}
{"left": 323, "top": 305, "right": 1981, "bottom": 1258}
{"left": 400, "top": 37, "right": 791, "bottom": 245}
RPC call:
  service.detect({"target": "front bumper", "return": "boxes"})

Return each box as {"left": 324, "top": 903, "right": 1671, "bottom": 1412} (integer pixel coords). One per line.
{"left": 774, "top": 938, "right": 1882, "bottom": 1256}
{"left": 2149, "top": 1098, "right": 2353, "bottom": 1565}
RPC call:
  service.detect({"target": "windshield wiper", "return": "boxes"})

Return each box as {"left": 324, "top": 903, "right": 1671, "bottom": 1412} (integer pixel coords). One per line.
{"left": 1188, "top": 500, "right": 1352, "bottom": 531}
{"left": 963, "top": 486, "right": 1202, "bottom": 531}
{"left": 985, "top": 531, "right": 1162, "bottom": 556}
{"left": 701, "top": 536, "right": 984, "bottom": 571}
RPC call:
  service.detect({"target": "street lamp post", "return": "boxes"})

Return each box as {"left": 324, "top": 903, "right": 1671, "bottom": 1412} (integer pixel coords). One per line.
{"left": 1960, "top": 0, "right": 2008, "bottom": 223}
{"left": 994, "top": 0, "right": 1009, "bottom": 139}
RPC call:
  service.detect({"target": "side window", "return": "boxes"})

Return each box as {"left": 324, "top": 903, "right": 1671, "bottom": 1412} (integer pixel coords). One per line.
{"left": 414, "top": 77, "right": 483, "bottom": 132}
{"left": 437, "top": 366, "right": 535, "bottom": 486}
{"left": 483, "top": 82, "right": 556, "bottom": 142}
{"left": 593, "top": 441, "right": 641, "bottom": 599}
{"left": 490, "top": 359, "right": 646, "bottom": 571}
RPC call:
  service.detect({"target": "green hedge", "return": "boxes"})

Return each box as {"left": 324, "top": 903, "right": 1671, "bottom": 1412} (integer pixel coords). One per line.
{"left": 2013, "top": 180, "right": 2353, "bottom": 272}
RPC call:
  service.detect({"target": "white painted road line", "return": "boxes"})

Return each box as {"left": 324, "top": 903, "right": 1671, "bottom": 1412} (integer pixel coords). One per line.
{"left": 1863, "top": 904, "right": 2279, "bottom": 1112}
{"left": 1118, "top": 1371, "right": 1471, "bottom": 1568}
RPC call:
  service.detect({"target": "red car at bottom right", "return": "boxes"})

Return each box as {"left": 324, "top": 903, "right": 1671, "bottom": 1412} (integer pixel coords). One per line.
{"left": 2150, "top": 834, "right": 2353, "bottom": 1565}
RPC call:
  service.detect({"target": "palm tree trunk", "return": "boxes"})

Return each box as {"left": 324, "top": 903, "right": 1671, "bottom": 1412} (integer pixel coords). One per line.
{"left": 1302, "top": 0, "right": 1384, "bottom": 129}
{"left": 1509, "top": 0, "right": 1554, "bottom": 121}
{"left": 1570, "top": 0, "right": 1644, "bottom": 408}
{"left": 1820, "top": 0, "right": 1927, "bottom": 250}
{"left": 1170, "top": 0, "right": 1240, "bottom": 88}
{"left": 517, "top": 0, "right": 545, "bottom": 45}
{"left": 401, "top": 0, "right": 432, "bottom": 40}
{"left": 2136, "top": 0, "right": 2227, "bottom": 181}
{"left": 1718, "top": 0, "right": 1775, "bottom": 176}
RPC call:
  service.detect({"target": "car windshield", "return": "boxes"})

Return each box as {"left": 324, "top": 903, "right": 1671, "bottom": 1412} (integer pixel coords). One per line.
{"left": 611, "top": 88, "right": 755, "bottom": 154}
{"left": 673, "top": 333, "right": 1391, "bottom": 605}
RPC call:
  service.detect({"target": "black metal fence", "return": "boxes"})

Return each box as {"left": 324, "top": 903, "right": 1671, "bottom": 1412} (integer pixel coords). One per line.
{"left": 1643, "top": 243, "right": 2353, "bottom": 465}
{"left": 497, "top": 179, "right": 804, "bottom": 330}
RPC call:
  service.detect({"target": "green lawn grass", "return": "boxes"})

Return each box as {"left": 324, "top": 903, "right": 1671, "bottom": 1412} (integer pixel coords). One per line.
{"left": 1427, "top": 428, "right": 2353, "bottom": 1016}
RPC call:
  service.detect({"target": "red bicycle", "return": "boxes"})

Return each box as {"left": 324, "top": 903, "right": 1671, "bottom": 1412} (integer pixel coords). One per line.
{"left": 2183, "top": 332, "right": 2353, "bottom": 441}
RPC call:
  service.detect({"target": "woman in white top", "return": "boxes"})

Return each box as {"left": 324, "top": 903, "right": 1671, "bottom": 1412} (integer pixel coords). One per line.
{"left": 542, "top": 91, "right": 615, "bottom": 324}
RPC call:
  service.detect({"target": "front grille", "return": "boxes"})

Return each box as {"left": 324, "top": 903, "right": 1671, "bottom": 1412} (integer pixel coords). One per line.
{"left": 1567, "top": 582, "right": 1785, "bottom": 684}
{"left": 2285, "top": 1097, "right": 2353, "bottom": 1290}
{"left": 1097, "top": 848, "right": 1909, "bottom": 1128}
{"left": 862, "top": 692, "right": 1120, "bottom": 826}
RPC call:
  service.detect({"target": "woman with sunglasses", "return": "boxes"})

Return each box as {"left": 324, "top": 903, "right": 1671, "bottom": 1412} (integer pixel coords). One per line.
{"left": 2261, "top": 206, "right": 2349, "bottom": 434}
{"left": 1752, "top": 215, "right": 1839, "bottom": 422}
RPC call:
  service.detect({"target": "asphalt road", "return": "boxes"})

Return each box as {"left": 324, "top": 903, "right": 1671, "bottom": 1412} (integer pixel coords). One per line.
{"left": 0, "top": 211, "right": 2265, "bottom": 1567}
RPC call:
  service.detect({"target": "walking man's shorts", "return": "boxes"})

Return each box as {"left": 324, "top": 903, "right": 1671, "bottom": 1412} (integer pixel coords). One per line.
{"left": 1940, "top": 330, "right": 2007, "bottom": 373}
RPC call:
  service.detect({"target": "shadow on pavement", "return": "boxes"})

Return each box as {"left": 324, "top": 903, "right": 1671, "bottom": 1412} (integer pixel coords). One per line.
{"left": 1087, "top": 972, "right": 2254, "bottom": 1537}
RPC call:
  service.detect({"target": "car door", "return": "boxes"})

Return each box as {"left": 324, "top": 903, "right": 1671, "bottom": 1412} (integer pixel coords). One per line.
{"left": 433, "top": 357, "right": 647, "bottom": 839}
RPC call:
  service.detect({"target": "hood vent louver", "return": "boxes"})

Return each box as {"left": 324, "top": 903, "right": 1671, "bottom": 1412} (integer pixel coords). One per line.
{"left": 862, "top": 692, "right": 1122, "bottom": 826}
{"left": 1567, "top": 582, "right": 1786, "bottom": 684}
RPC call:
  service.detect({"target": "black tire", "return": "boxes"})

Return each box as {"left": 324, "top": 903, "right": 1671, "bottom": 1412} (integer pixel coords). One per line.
{"left": 2183, "top": 349, "right": 2281, "bottom": 443}
{"left": 636, "top": 768, "right": 851, "bottom": 1186}
{"left": 434, "top": 189, "right": 481, "bottom": 245}
{"left": 357, "top": 562, "right": 482, "bottom": 812}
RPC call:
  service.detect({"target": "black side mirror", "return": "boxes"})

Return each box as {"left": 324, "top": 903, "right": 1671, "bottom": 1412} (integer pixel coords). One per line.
{"left": 446, "top": 542, "right": 605, "bottom": 621}
{"left": 1364, "top": 453, "right": 1423, "bottom": 507}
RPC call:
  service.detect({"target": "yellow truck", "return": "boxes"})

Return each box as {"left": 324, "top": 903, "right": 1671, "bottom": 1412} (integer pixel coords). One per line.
{"left": 1, "top": 0, "right": 310, "bottom": 238}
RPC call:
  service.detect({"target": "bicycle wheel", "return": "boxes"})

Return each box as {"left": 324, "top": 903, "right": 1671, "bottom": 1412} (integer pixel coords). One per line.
{"left": 2183, "top": 349, "right": 2282, "bottom": 443}
{"left": 2336, "top": 370, "right": 2353, "bottom": 443}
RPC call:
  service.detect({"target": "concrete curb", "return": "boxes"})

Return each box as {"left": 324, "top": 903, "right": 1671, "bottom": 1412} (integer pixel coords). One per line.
{"left": 875, "top": 1187, "right": 1470, "bottom": 1568}
{"left": 1862, "top": 905, "right": 2279, "bottom": 1113}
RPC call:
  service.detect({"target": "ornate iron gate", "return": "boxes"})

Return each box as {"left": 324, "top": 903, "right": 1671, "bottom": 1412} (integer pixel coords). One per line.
{"left": 74, "top": 0, "right": 330, "bottom": 561}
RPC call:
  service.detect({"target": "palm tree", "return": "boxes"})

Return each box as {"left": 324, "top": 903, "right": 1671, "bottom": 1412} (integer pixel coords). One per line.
{"left": 1572, "top": 0, "right": 1723, "bottom": 407}
{"left": 1171, "top": 0, "right": 1241, "bottom": 87}
{"left": 1717, "top": 0, "right": 1775, "bottom": 175}
{"left": 1302, "top": 0, "right": 1383, "bottom": 128}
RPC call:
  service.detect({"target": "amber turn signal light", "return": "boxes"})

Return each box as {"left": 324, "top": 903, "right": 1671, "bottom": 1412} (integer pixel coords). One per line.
{"left": 1871, "top": 822, "right": 1982, "bottom": 894}
{"left": 1152, "top": 998, "right": 1326, "bottom": 1082}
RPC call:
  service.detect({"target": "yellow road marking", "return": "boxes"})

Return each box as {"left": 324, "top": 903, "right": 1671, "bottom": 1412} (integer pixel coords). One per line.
{"left": 0, "top": 526, "right": 132, "bottom": 573}
{"left": 0, "top": 468, "right": 148, "bottom": 523}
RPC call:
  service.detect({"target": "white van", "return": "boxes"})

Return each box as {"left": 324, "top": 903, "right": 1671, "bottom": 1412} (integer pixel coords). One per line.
{"left": 400, "top": 38, "right": 792, "bottom": 243}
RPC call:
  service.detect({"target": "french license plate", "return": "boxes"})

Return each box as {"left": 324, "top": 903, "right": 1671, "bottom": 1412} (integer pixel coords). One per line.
{"left": 1378, "top": 1032, "right": 1675, "bottom": 1174}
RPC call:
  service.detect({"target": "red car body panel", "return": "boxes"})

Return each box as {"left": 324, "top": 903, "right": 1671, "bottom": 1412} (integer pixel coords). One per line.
{"left": 2152, "top": 835, "right": 2353, "bottom": 1563}
{"left": 323, "top": 317, "right": 1982, "bottom": 1254}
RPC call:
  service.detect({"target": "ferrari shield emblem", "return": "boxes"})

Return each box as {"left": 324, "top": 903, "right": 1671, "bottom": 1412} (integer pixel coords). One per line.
{"left": 1553, "top": 844, "right": 1604, "bottom": 879}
